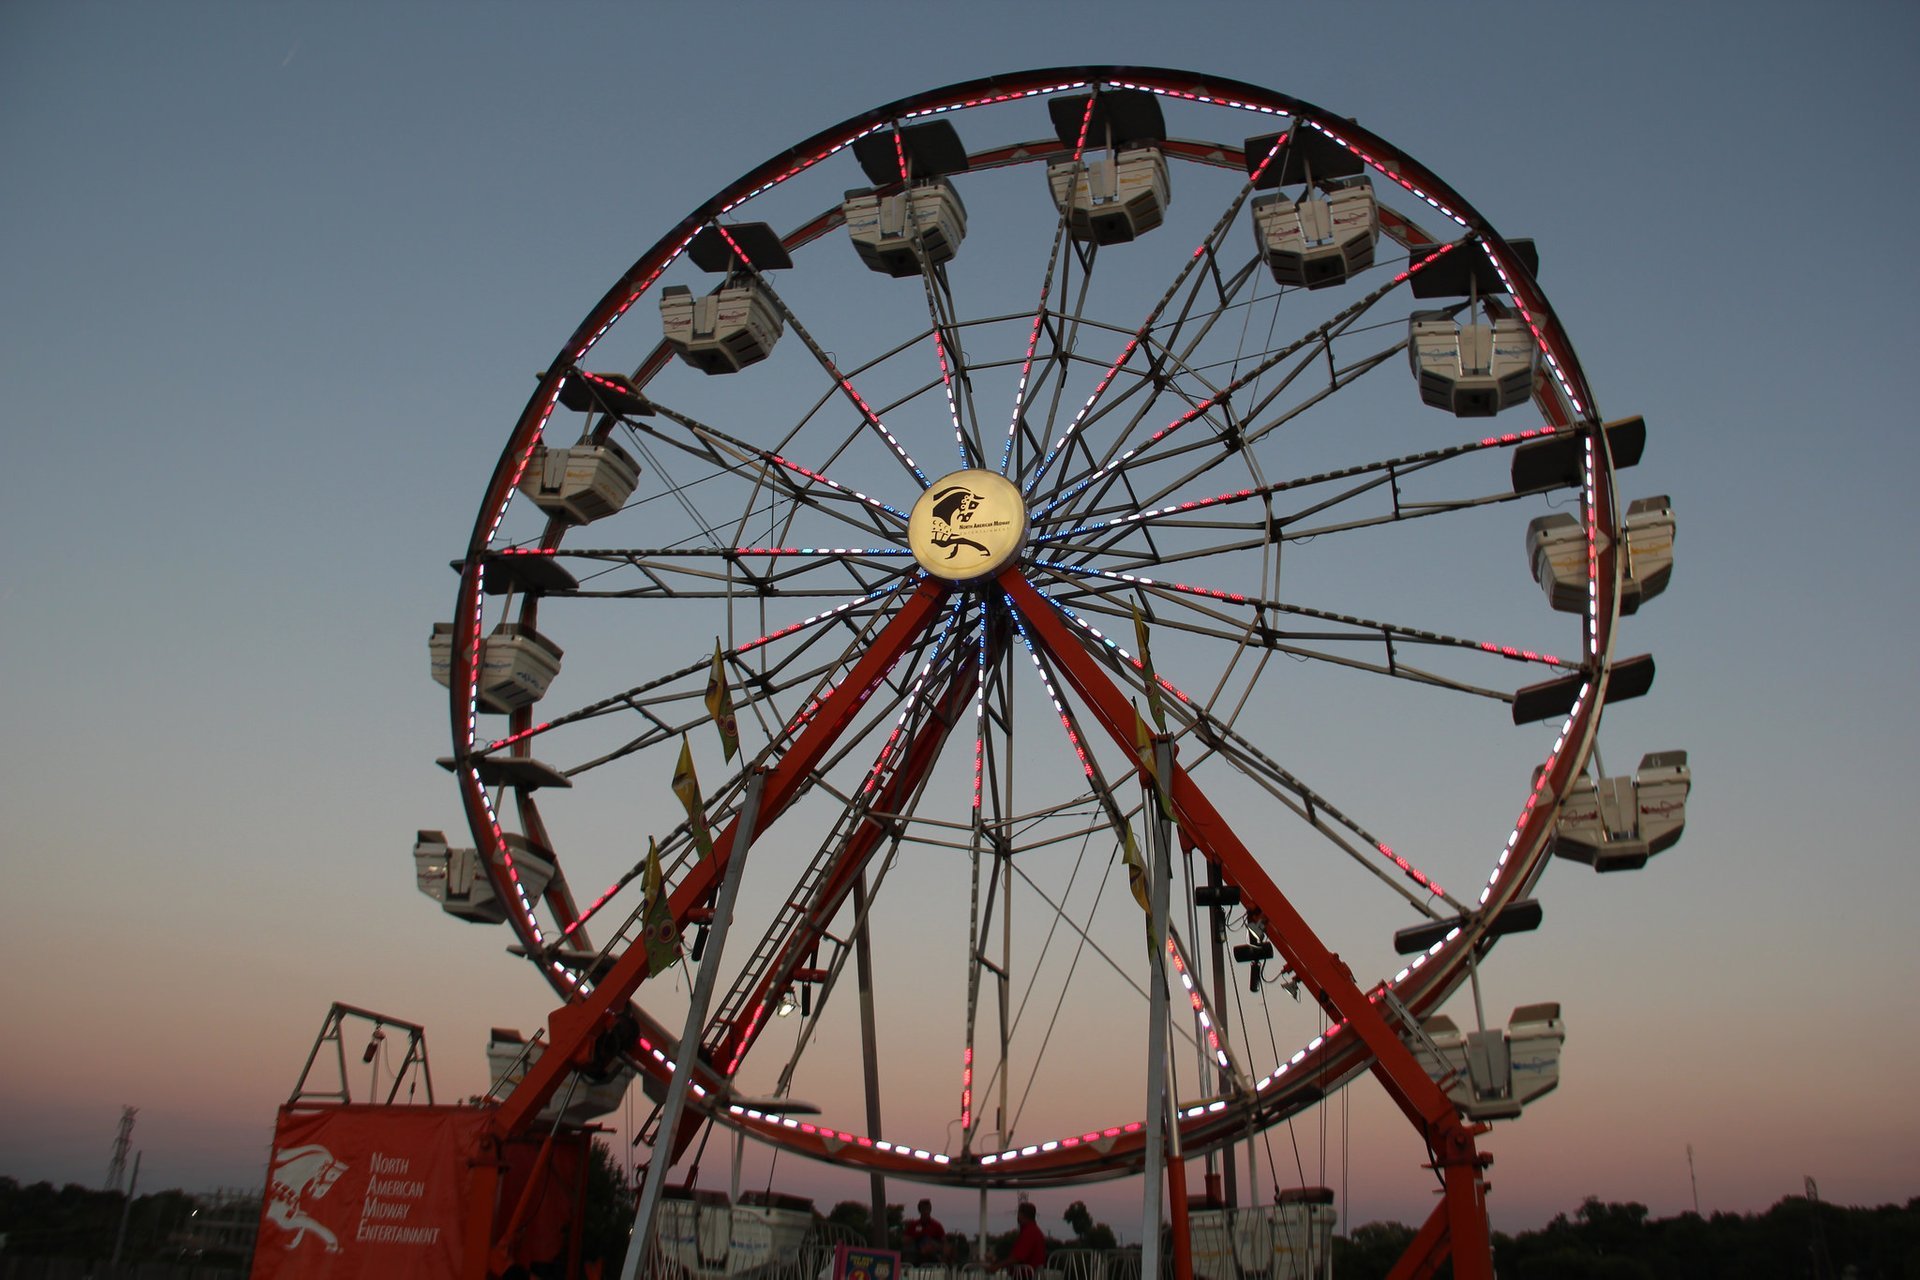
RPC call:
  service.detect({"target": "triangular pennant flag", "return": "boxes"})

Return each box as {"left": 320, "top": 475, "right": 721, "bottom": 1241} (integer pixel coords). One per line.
{"left": 672, "top": 736, "right": 715, "bottom": 859}
{"left": 642, "top": 837, "right": 681, "bottom": 977}
{"left": 1135, "top": 702, "right": 1174, "bottom": 821}
{"left": 705, "top": 640, "right": 740, "bottom": 762}
{"left": 1132, "top": 603, "right": 1166, "bottom": 733}
{"left": 1123, "top": 825, "right": 1151, "bottom": 917}
{"left": 1123, "top": 825, "right": 1157, "bottom": 947}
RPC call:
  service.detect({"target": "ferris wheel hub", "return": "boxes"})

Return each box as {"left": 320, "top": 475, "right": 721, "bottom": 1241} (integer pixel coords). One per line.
{"left": 907, "top": 468, "right": 1029, "bottom": 584}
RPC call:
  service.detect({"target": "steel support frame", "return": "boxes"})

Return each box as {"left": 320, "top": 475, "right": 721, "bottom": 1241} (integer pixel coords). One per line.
{"left": 460, "top": 579, "right": 948, "bottom": 1278}
{"left": 1002, "top": 570, "right": 1493, "bottom": 1279}
{"left": 658, "top": 645, "right": 982, "bottom": 1164}
{"left": 706, "top": 646, "right": 984, "bottom": 1078}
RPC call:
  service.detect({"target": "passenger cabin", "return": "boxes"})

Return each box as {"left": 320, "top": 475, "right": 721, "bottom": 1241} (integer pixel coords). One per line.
{"left": 430, "top": 621, "right": 563, "bottom": 713}
{"left": 1415, "top": 1003, "right": 1564, "bottom": 1121}
{"left": 660, "top": 223, "right": 792, "bottom": 375}
{"left": 1044, "top": 88, "right": 1171, "bottom": 245}
{"left": 517, "top": 438, "right": 641, "bottom": 525}
{"left": 652, "top": 1188, "right": 820, "bottom": 1279}
{"left": 1409, "top": 311, "right": 1537, "bottom": 417}
{"left": 1189, "top": 1188, "right": 1336, "bottom": 1280}
{"left": 1252, "top": 176, "right": 1379, "bottom": 289}
{"left": 1527, "top": 495, "right": 1676, "bottom": 615}
{"left": 660, "top": 283, "right": 784, "bottom": 375}
{"left": 1552, "top": 751, "right": 1690, "bottom": 872}
{"left": 843, "top": 119, "right": 970, "bottom": 277}
{"left": 842, "top": 180, "right": 968, "bottom": 276}
{"left": 1048, "top": 147, "right": 1171, "bottom": 244}
{"left": 413, "top": 829, "right": 555, "bottom": 924}
{"left": 486, "top": 1028, "right": 631, "bottom": 1126}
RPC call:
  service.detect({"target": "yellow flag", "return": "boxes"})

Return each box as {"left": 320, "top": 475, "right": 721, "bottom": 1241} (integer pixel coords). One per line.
{"left": 672, "top": 736, "right": 714, "bottom": 859}
{"left": 705, "top": 640, "right": 740, "bottom": 762}
{"left": 1132, "top": 603, "right": 1166, "bottom": 733}
{"left": 642, "top": 838, "right": 680, "bottom": 976}
{"left": 1123, "top": 825, "right": 1151, "bottom": 917}
{"left": 1135, "top": 702, "right": 1174, "bottom": 821}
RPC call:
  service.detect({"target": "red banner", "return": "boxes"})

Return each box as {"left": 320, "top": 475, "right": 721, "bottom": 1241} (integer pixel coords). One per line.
{"left": 253, "top": 1105, "right": 488, "bottom": 1279}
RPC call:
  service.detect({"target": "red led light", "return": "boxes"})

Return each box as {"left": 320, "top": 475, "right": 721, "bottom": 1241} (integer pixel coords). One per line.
{"left": 1072, "top": 95, "right": 1096, "bottom": 160}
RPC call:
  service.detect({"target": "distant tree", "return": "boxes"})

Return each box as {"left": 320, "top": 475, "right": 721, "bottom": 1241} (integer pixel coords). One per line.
{"left": 1331, "top": 1220, "right": 1420, "bottom": 1280}
{"left": 579, "top": 1138, "right": 634, "bottom": 1273}
{"left": 0, "top": 1179, "right": 194, "bottom": 1261}
{"left": 1062, "top": 1199, "right": 1117, "bottom": 1250}
{"left": 825, "top": 1198, "right": 905, "bottom": 1248}
{"left": 828, "top": 1198, "right": 871, "bottom": 1237}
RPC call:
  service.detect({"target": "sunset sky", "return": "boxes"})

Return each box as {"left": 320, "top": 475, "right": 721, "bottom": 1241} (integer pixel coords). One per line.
{"left": 2, "top": 1, "right": 1916, "bottom": 1241}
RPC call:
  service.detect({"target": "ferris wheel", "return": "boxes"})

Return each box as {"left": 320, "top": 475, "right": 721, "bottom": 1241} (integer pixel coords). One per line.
{"left": 421, "top": 67, "right": 1686, "bottom": 1201}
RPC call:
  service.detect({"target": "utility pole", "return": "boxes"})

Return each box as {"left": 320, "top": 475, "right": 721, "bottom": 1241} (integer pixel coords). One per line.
{"left": 105, "top": 1106, "right": 137, "bottom": 1193}
{"left": 622, "top": 773, "right": 764, "bottom": 1280}
{"left": 110, "top": 1150, "right": 142, "bottom": 1270}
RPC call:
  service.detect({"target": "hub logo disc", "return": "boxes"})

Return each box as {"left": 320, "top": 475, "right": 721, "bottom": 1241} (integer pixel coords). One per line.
{"left": 909, "top": 469, "right": 1029, "bottom": 583}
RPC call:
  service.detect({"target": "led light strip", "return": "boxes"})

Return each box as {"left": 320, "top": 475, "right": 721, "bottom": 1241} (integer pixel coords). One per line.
{"left": 1024, "top": 131, "right": 1289, "bottom": 500}
{"left": 1035, "top": 560, "right": 1570, "bottom": 673}
{"left": 1030, "top": 583, "right": 1452, "bottom": 902}
{"left": 456, "top": 73, "right": 1615, "bottom": 1152}
{"left": 996, "top": 93, "right": 1096, "bottom": 478}
{"left": 1034, "top": 422, "right": 1564, "bottom": 546}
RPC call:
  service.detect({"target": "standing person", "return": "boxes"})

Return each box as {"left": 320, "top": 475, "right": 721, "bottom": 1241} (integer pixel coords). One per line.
{"left": 995, "top": 1201, "right": 1046, "bottom": 1278}
{"left": 904, "top": 1198, "right": 948, "bottom": 1265}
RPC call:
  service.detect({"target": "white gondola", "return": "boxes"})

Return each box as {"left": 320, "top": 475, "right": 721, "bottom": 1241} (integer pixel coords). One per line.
{"left": 485, "top": 1028, "right": 631, "bottom": 1126}
{"left": 429, "top": 621, "right": 563, "bottom": 713}
{"left": 651, "top": 1189, "right": 818, "bottom": 1279}
{"left": 1415, "top": 1003, "right": 1564, "bottom": 1121}
{"left": 1527, "top": 495, "right": 1676, "bottom": 615}
{"left": 842, "top": 179, "right": 967, "bottom": 277}
{"left": 1553, "top": 751, "right": 1690, "bottom": 872}
{"left": 660, "top": 281, "right": 784, "bottom": 375}
{"left": 1046, "top": 145, "right": 1170, "bottom": 244}
{"left": 413, "top": 829, "right": 555, "bottom": 925}
{"left": 1409, "top": 311, "right": 1536, "bottom": 416}
{"left": 1620, "top": 495, "right": 1676, "bottom": 610}
{"left": 1252, "top": 176, "right": 1379, "bottom": 289}
{"left": 1190, "top": 1188, "right": 1336, "bottom": 1280}
{"left": 516, "top": 439, "right": 641, "bottom": 525}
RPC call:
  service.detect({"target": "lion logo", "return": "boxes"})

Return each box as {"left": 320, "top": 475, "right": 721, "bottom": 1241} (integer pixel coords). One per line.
{"left": 265, "top": 1143, "right": 348, "bottom": 1253}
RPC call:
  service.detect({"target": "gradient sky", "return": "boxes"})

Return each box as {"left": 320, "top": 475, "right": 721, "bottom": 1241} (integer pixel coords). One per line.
{"left": 2, "top": 0, "right": 1916, "bottom": 1242}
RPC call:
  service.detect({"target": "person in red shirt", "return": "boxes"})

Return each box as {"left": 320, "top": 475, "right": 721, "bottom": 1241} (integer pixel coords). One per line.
{"left": 903, "top": 1198, "right": 948, "bottom": 1265}
{"left": 996, "top": 1201, "right": 1046, "bottom": 1278}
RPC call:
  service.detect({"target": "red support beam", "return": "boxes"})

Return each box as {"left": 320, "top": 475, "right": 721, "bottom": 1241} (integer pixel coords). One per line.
{"left": 487, "top": 578, "right": 947, "bottom": 1141}
{"left": 705, "top": 648, "right": 982, "bottom": 1084}
{"left": 1001, "top": 570, "right": 1492, "bottom": 1279}
{"left": 460, "top": 580, "right": 949, "bottom": 1278}
{"left": 1385, "top": 1196, "right": 1452, "bottom": 1280}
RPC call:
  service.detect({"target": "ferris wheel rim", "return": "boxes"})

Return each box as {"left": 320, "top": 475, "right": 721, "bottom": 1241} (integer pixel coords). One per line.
{"left": 443, "top": 66, "right": 1623, "bottom": 1188}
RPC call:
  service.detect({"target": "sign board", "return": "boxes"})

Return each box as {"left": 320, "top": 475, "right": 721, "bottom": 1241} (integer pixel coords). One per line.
{"left": 253, "top": 1103, "right": 589, "bottom": 1279}
{"left": 834, "top": 1242, "right": 903, "bottom": 1280}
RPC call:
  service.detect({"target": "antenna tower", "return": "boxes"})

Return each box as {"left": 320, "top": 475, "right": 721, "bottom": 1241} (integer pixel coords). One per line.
{"left": 105, "top": 1106, "right": 137, "bottom": 1192}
